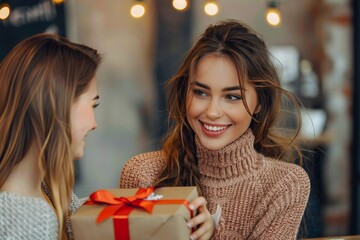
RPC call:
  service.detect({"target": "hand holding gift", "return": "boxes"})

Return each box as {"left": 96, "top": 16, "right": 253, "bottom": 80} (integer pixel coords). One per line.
{"left": 187, "top": 197, "right": 215, "bottom": 240}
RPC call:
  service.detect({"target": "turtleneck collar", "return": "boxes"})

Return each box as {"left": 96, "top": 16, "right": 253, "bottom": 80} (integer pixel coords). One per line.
{"left": 195, "top": 128, "right": 263, "bottom": 179}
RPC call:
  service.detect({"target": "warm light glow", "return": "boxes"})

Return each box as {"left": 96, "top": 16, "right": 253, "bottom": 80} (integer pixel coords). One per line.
{"left": 52, "top": 0, "right": 64, "bottom": 4}
{"left": 266, "top": 7, "right": 281, "bottom": 27}
{"left": 131, "top": 3, "right": 145, "bottom": 18}
{"left": 172, "top": 0, "right": 188, "bottom": 11}
{"left": 204, "top": 2, "right": 219, "bottom": 16}
{"left": 0, "top": 4, "right": 10, "bottom": 20}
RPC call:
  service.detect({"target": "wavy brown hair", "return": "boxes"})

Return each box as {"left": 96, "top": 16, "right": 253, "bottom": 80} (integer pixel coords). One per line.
{"left": 0, "top": 33, "right": 101, "bottom": 239}
{"left": 156, "top": 20, "right": 303, "bottom": 194}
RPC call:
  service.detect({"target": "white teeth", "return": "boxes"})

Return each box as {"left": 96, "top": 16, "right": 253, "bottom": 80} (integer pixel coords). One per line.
{"left": 203, "top": 123, "right": 227, "bottom": 131}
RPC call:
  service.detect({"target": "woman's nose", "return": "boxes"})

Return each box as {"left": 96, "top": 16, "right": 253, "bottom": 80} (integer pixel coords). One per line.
{"left": 92, "top": 119, "right": 97, "bottom": 130}
{"left": 206, "top": 100, "right": 223, "bottom": 120}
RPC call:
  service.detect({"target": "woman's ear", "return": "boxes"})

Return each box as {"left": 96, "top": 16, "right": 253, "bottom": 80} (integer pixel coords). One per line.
{"left": 254, "top": 104, "right": 261, "bottom": 114}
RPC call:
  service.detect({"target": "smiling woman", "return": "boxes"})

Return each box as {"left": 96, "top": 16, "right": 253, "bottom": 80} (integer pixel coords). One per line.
{"left": 120, "top": 20, "right": 310, "bottom": 240}
{"left": 186, "top": 55, "right": 260, "bottom": 151}
{"left": 0, "top": 33, "right": 102, "bottom": 240}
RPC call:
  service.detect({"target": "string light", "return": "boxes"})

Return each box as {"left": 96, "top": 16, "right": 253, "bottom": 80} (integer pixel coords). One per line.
{"left": 172, "top": 0, "right": 188, "bottom": 11}
{"left": 204, "top": 0, "right": 219, "bottom": 16}
{"left": 130, "top": 0, "right": 221, "bottom": 18}
{"left": 0, "top": 3, "right": 10, "bottom": 20}
{"left": 130, "top": 0, "right": 145, "bottom": 18}
{"left": 265, "top": 0, "right": 281, "bottom": 27}
{"left": 52, "top": 0, "right": 64, "bottom": 4}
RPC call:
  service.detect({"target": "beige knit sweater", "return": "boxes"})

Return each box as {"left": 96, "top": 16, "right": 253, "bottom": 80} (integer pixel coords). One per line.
{"left": 120, "top": 129, "right": 310, "bottom": 240}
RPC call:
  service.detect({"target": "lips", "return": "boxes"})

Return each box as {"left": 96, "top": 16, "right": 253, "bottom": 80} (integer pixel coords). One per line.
{"left": 199, "top": 121, "right": 230, "bottom": 137}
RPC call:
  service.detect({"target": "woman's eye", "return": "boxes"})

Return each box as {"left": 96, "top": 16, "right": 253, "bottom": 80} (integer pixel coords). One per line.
{"left": 193, "top": 89, "right": 208, "bottom": 97}
{"left": 92, "top": 103, "right": 100, "bottom": 109}
{"left": 225, "top": 95, "right": 242, "bottom": 101}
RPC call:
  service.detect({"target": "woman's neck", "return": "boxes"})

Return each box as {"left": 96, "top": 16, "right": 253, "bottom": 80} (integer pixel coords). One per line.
{"left": 2, "top": 143, "right": 44, "bottom": 198}
{"left": 195, "top": 129, "right": 263, "bottom": 179}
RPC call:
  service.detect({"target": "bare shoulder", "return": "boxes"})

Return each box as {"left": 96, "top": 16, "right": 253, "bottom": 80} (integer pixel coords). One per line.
{"left": 119, "top": 150, "right": 166, "bottom": 188}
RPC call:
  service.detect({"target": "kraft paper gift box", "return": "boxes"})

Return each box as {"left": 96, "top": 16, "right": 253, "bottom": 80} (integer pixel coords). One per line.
{"left": 71, "top": 186, "right": 198, "bottom": 240}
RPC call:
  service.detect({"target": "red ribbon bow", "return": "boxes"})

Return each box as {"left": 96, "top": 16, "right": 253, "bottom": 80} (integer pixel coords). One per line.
{"left": 85, "top": 187, "right": 193, "bottom": 240}
{"left": 86, "top": 187, "right": 156, "bottom": 223}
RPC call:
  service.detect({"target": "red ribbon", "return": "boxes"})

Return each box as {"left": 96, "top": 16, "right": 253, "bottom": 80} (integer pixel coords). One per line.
{"left": 85, "top": 187, "right": 193, "bottom": 240}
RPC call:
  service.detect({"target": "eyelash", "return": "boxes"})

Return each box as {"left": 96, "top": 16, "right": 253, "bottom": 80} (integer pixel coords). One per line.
{"left": 193, "top": 89, "right": 208, "bottom": 97}
{"left": 225, "top": 95, "right": 242, "bottom": 101}
{"left": 93, "top": 103, "right": 100, "bottom": 109}
{"left": 192, "top": 89, "right": 242, "bottom": 101}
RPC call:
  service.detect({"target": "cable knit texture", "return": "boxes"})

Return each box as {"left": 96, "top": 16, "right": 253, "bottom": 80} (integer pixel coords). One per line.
{"left": 120, "top": 129, "right": 310, "bottom": 240}
{"left": 0, "top": 188, "right": 83, "bottom": 240}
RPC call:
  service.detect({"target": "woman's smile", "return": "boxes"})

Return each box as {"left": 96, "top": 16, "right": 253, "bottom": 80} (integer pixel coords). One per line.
{"left": 200, "top": 120, "right": 231, "bottom": 137}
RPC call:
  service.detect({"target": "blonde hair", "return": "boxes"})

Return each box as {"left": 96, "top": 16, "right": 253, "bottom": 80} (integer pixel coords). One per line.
{"left": 0, "top": 33, "right": 101, "bottom": 239}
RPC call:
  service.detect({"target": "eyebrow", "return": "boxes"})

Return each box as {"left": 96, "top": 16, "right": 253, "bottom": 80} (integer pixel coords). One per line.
{"left": 93, "top": 95, "right": 99, "bottom": 100}
{"left": 191, "top": 81, "right": 243, "bottom": 92}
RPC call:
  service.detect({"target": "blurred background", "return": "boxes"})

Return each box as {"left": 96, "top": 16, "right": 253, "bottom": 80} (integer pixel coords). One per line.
{"left": 0, "top": 0, "right": 358, "bottom": 238}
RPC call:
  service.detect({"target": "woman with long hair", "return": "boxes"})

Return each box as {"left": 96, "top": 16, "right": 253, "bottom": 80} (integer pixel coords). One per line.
{"left": 120, "top": 20, "right": 310, "bottom": 239}
{"left": 0, "top": 33, "right": 101, "bottom": 240}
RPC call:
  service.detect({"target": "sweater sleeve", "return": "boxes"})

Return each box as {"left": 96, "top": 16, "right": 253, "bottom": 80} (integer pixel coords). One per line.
{"left": 249, "top": 166, "right": 310, "bottom": 240}
{"left": 119, "top": 151, "right": 166, "bottom": 188}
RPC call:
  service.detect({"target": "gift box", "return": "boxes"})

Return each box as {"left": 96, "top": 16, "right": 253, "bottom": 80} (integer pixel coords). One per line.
{"left": 71, "top": 186, "right": 198, "bottom": 240}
